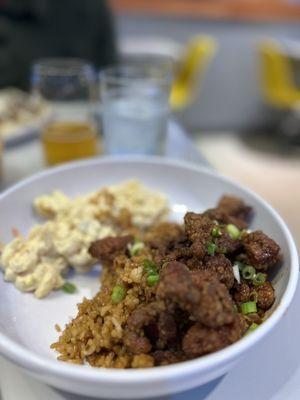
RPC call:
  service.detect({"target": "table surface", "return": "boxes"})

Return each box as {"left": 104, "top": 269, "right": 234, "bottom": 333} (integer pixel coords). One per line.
{"left": 0, "top": 121, "right": 209, "bottom": 189}
{"left": 1, "top": 125, "right": 299, "bottom": 400}
{"left": 196, "top": 132, "right": 300, "bottom": 250}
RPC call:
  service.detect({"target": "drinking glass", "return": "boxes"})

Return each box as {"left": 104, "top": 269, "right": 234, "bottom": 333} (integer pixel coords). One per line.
{"left": 31, "top": 58, "right": 99, "bottom": 165}
{"left": 100, "top": 56, "right": 173, "bottom": 155}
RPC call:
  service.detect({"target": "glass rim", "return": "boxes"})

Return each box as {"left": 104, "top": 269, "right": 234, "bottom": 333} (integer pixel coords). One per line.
{"left": 32, "top": 58, "right": 94, "bottom": 76}
{"left": 121, "top": 52, "right": 175, "bottom": 64}
{"left": 100, "top": 56, "right": 174, "bottom": 86}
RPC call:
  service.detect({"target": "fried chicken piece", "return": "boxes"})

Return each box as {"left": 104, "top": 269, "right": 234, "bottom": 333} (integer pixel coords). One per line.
{"left": 152, "top": 350, "right": 185, "bottom": 366}
{"left": 191, "top": 271, "right": 235, "bottom": 328}
{"left": 124, "top": 301, "right": 177, "bottom": 354}
{"left": 144, "top": 222, "right": 186, "bottom": 250}
{"left": 218, "top": 196, "right": 252, "bottom": 224}
{"left": 157, "top": 261, "right": 202, "bottom": 316}
{"left": 182, "top": 314, "right": 247, "bottom": 358}
{"left": 89, "top": 235, "right": 133, "bottom": 264}
{"left": 243, "top": 231, "right": 280, "bottom": 270}
{"left": 204, "top": 195, "right": 252, "bottom": 229}
{"left": 204, "top": 255, "right": 234, "bottom": 289}
{"left": 184, "top": 213, "right": 214, "bottom": 260}
{"left": 214, "top": 232, "right": 242, "bottom": 255}
{"left": 255, "top": 282, "right": 275, "bottom": 310}
{"left": 233, "top": 282, "right": 251, "bottom": 303}
{"left": 157, "top": 262, "right": 234, "bottom": 328}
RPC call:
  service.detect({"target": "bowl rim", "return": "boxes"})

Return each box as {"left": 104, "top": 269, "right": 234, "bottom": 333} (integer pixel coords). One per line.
{"left": 0, "top": 155, "right": 298, "bottom": 384}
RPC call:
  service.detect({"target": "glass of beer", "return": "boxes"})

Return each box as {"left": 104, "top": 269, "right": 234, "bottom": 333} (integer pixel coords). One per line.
{"left": 31, "top": 59, "right": 99, "bottom": 165}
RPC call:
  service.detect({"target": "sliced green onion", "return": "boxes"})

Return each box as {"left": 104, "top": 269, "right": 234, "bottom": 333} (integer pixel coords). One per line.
{"left": 207, "top": 242, "right": 217, "bottom": 256}
{"left": 240, "top": 229, "right": 249, "bottom": 238}
{"left": 241, "top": 265, "right": 256, "bottom": 280}
{"left": 253, "top": 273, "right": 267, "bottom": 286}
{"left": 111, "top": 284, "right": 126, "bottom": 304}
{"left": 240, "top": 301, "right": 257, "bottom": 315}
{"left": 226, "top": 224, "right": 241, "bottom": 240}
{"left": 245, "top": 323, "right": 259, "bottom": 335}
{"left": 250, "top": 291, "right": 258, "bottom": 302}
{"left": 128, "top": 241, "right": 145, "bottom": 257}
{"left": 235, "top": 261, "right": 244, "bottom": 271}
{"left": 147, "top": 274, "right": 160, "bottom": 286}
{"left": 212, "top": 226, "right": 222, "bottom": 237}
{"left": 62, "top": 282, "right": 77, "bottom": 294}
{"left": 143, "top": 259, "right": 158, "bottom": 275}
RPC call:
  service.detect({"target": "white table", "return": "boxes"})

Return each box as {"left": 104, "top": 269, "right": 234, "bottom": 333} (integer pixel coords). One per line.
{"left": 1, "top": 121, "right": 209, "bottom": 190}
{"left": 1, "top": 122, "right": 299, "bottom": 400}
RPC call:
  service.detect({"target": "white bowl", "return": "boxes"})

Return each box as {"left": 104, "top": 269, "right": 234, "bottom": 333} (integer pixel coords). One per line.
{"left": 0, "top": 156, "right": 298, "bottom": 399}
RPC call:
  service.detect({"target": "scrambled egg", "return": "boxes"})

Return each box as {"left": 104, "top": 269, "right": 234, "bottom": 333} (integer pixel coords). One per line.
{"left": 0, "top": 181, "right": 168, "bottom": 298}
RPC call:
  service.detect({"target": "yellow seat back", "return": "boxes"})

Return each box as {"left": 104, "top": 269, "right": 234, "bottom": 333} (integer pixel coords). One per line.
{"left": 170, "top": 36, "right": 216, "bottom": 110}
{"left": 259, "top": 40, "right": 300, "bottom": 108}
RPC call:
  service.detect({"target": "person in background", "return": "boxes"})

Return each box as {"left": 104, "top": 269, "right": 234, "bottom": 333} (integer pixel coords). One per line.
{"left": 0, "top": 0, "right": 117, "bottom": 89}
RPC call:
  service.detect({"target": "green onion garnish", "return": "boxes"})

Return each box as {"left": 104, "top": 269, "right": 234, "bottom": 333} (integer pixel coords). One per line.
{"left": 212, "top": 226, "right": 222, "bottom": 237}
{"left": 240, "top": 229, "right": 249, "bottom": 238}
{"left": 207, "top": 242, "right": 217, "bottom": 256}
{"left": 250, "top": 291, "right": 258, "bottom": 302}
{"left": 235, "top": 261, "right": 244, "bottom": 271}
{"left": 143, "top": 259, "right": 158, "bottom": 275}
{"left": 147, "top": 274, "right": 160, "bottom": 286}
{"left": 111, "top": 284, "right": 126, "bottom": 304}
{"left": 143, "top": 259, "right": 160, "bottom": 285}
{"left": 129, "top": 241, "right": 145, "bottom": 257}
{"left": 62, "top": 282, "right": 77, "bottom": 294}
{"left": 241, "top": 265, "right": 256, "bottom": 280}
{"left": 226, "top": 224, "right": 241, "bottom": 239}
{"left": 253, "top": 273, "right": 267, "bottom": 286}
{"left": 245, "top": 323, "right": 259, "bottom": 335}
{"left": 240, "top": 301, "right": 257, "bottom": 315}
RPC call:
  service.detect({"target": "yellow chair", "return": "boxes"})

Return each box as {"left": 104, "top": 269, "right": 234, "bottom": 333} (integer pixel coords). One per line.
{"left": 259, "top": 40, "right": 300, "bottom": 109}
{"left": 170, "top": 36, "right": 217, "bottom": 110}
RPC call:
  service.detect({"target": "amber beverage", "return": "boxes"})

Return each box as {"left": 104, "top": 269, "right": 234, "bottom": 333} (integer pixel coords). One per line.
{"left": 31, "top": 58, "right": 98, "bottom": 165}
{"left": 42, "top": 121, "right": 98, "bottom": 165}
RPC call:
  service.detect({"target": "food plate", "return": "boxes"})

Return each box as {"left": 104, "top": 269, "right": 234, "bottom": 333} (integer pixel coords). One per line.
{"left": 0, "top": 88, "right": 52, "bottom": 147}
{"left": 2, "top": 112, "right": 52, "bottom": 147}
{"left": 0, "top": 156, "right": 298, "bottom": 399}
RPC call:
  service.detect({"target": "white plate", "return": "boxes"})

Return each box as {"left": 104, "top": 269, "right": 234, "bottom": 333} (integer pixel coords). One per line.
{"left": 2, "top": 110, "right": 52, "bottom": 147}
{"left": 0, "top": 156, "right": 298, "bottom": 399}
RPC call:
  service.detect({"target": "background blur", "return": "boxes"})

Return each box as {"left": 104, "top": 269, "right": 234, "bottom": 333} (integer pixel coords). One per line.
{"left": 109, "top": 0, "right": 300, "bottom": 244}
{"left": 2, "top": 0, "right": 300, "bottom": 132}
{"left": 0, "top": 0, "right": 299, "bottom": 245}
{"left": 110, "top": 0, "right": 300, "bottom": 132}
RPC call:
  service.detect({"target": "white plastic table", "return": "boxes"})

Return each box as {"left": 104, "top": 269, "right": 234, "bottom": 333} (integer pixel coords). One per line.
{"left": 0, "top": 121, "right": 299, "bottom": 400}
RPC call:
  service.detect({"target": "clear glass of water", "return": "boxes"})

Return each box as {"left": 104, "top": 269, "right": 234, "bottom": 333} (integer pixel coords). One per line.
{"left": 100, "top": 56, "right": 173, "bottom": 155}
